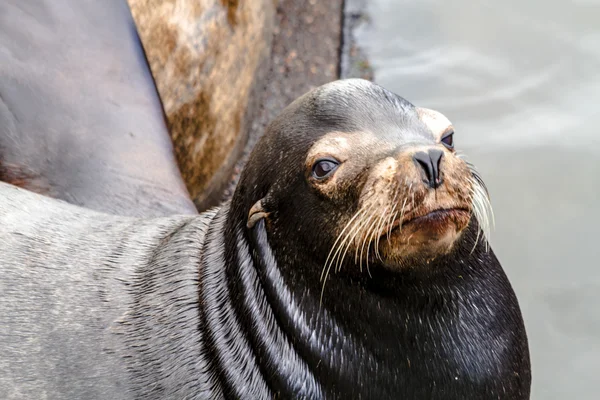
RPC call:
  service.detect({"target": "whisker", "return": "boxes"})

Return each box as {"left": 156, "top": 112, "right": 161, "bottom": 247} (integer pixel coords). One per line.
{"left": 365, "top": 237, "right": 373, "bottom": 278}
{"left": 359, "top": 209, "right": 382, "bottom": 270}
{"left": 386, "top": 197, "right": 399, "bottom": 239}
{"left": 468, "top": 168, "right": 494, "bottom": 253}
{"left": 341, "top": 205, "right": 378, "bottom": 273}
{"left": 397, "top": 197, "right": 408, "bottom": 230}
{"left": 321, "top": 206, "right": 368, "bottom": 281}
{"left": 373, "top": 207, "right": 388, "bottom": 260}
{"left": 376, "top": 189, "right": 399, "bottom": 256}
{"left": 332, "top": 209, "right": 372, "bottom": 272}
{"left": 354, "top": 201, "right": 380, "bottom": 264}
{"left": 459, "top": 157, "right": 495, "bottom": 247}
{"left": 320, "top": 206, "right": 372, "bottom": 303}
{"left": 330, "top": 200, "right": 379, "bottom": 275}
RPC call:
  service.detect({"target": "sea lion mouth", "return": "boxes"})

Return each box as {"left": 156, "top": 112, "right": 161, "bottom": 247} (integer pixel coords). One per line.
{"left": 372, "top": 205, "right": 473, "bottom": 268}
{"left": 389, "top": 207, "right": 471, "bottom": 233}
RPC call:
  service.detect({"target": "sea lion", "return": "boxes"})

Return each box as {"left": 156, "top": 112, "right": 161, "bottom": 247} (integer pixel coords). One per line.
{"left": 0, "top": 79, "right": 531, "bottom": 399}
{"left": 0, "top": 0, "right": 196, "bottom": 217}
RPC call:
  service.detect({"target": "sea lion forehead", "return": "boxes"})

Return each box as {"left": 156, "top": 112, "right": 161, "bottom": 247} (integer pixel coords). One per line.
{"left": 313, "top": 79, "right": 416, "bottom": 118}
{"left": 301, "top": 81, "right": 449, "bottom": 160}
{"left": 416, "top": 107, "right": 454, "bottom": 137}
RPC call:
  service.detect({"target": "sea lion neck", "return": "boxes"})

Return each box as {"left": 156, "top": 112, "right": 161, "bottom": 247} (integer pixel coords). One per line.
{"left": 199, "top": 205, "right": 323, "bottom": 398}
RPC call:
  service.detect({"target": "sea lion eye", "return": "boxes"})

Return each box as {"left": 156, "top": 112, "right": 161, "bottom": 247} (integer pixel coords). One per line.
{"left": 312, "top": 158, "right": 339, "bottom": 179}
{"left": 441, "top": 131, "right": 454, "bottom": 149}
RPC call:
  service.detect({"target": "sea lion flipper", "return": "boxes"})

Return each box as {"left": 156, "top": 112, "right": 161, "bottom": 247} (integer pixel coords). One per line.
{"left": 247, "top": 199, "right": 269, "bottom": 228}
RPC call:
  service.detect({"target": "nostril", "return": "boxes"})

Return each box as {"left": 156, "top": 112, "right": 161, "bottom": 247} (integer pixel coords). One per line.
{"left": 430, "top": 149, "right": 443, "bottom": 169}
{"left": 416, "top": 159, "right": 432, "bottom": 182}
{"left": 413, "top": 151, "right": 434, "bottom": 185}
{"left": 413, "top": 150, "right": 444, "bottom": 189}
{"left": 428, "top": 149, "right": 444, "bottom": 188}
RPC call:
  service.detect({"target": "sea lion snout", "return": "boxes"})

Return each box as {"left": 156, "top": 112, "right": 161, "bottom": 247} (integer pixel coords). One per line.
{"left": 361, "top": 145, "right": 475, "bottom": 269}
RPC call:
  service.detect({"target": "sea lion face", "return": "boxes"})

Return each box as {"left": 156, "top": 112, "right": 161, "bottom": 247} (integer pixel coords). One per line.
{"left": 305, "top": 114, "right": 474, "bottom": 272}
{"left": 241, "top": 79, "right": 492, "bottom": 273}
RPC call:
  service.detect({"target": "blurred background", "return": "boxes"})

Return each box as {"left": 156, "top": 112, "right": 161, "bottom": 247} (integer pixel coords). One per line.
{"left": 344, "top": 0, "right": 600, "bottom": 398}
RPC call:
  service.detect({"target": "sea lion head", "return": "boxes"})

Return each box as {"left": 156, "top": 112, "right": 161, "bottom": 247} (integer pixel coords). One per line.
{"left": 232, "top": 79, "right": 492, "bottom": 276}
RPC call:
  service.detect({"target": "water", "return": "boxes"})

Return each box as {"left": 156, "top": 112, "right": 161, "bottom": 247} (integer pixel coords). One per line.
{"left": 348, "top": 0, "right": 600, "bottom": 398}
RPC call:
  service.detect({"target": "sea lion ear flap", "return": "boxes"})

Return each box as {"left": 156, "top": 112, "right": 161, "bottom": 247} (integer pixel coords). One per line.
{"left": 247, "top": 198, "right": 270, "bottom": 229}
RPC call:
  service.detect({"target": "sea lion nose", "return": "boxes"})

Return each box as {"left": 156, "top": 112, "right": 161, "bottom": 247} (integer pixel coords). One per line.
{"left": 413, "top": 149, "right": 444, "bottom": 189}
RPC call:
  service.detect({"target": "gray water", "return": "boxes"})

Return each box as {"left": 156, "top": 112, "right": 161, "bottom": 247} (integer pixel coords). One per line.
{"left": 348, "top": 0, "right": 600, "bottom": 398}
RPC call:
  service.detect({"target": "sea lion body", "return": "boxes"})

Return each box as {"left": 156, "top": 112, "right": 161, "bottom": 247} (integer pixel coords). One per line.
{"left": 0, "top": 183, "right": 214, "bottom": 399}
{"left": 0, "top": 80, "right": 530, "bottom": 399}
{"left": 0, "top": 0, "right": 196, "bottom": 217}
